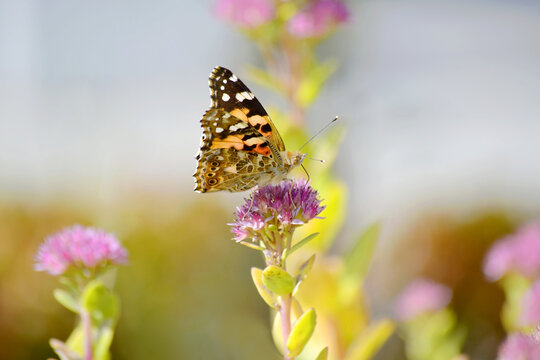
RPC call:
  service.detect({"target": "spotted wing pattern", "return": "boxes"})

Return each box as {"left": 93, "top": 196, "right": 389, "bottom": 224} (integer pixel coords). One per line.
{"left": 194, "top": 67, "right": 293, "bottom": 193}
{"left": 209, "top": 66, "right": 286, "bottom": 151}
{"left": 194, "top": 109, "right": 282, "bottom": 193}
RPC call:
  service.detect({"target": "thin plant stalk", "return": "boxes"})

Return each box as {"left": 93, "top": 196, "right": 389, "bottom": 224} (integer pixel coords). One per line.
{"left": 81, "top": 308, "right": 93, "bottom": 360}
{"left": 280, "top": 294, "right": 293, "bottom": 360}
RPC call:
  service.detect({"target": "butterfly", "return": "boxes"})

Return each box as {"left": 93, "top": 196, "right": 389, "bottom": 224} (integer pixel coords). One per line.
{"left": 194, "top": 66, "right": 305, "bottom": 193}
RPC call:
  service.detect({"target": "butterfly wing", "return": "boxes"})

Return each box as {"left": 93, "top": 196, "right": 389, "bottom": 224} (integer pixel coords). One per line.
{"left": 209, "top": 66, "right": 286, "bottom": 152}
{"left": 194, "top": 109, "right": 282, "bottom": 193}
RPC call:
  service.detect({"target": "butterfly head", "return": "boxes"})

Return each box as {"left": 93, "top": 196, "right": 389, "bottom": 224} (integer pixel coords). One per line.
{"left": 284, "top": 151, "right": 306, "bottom": 170}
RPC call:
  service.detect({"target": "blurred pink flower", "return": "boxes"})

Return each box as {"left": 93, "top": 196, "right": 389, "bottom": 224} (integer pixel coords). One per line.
{"left": 214, "top": 0, "right": 275, "bottom": 29}
{"left": 394, "top": 278, "right": 452, "bottom": 321}
{"left": 497, "top": 331, "right": 540, "bottom": 360}
{"left": 521, "top": 280, "right": 540, "bottom": 327}
{"left": 34, "top": 224, "right": 128, "bottom": 276}
{"left": 288, "top": 0, "right": 349, "bottom": 39}
{"left": 483, "top": 223, "right": 540, "bottom": 281}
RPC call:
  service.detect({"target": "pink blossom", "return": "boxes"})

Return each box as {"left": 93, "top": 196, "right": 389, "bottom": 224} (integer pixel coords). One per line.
{"left": 288, "top": 0, "right": 349, "bottom": 39}
{"left": 394, "top": 278, "right": 452, "bottom": 321}
{"left": 230, "top": 179, "right": 325, "bottom": 242}
{"left": 484, "top": 223, "right": 540, "bottom": 281}
{"left": 497, "top": 331, "right": 540, "bottom": 360}
{"left": 521, "top": 280, "right": 540, "bottom": 326}
{"left": 214, "top": 0, "right": 275, "bottom": 29}
{"left": 34, "top": 224, "right": 128, "bottom": 276}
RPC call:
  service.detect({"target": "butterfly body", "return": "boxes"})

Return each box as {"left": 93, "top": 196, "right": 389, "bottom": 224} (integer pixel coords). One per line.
{"left": 194, "top": 67, "right": 305, "bottom": 193}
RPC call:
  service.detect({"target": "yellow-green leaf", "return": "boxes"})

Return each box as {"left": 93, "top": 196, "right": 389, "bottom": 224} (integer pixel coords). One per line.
{"left": 251, "top": 267, "right": 278, "bottom": 308}
{"left": 315, "top": 347, "right": 329, "bottom": 360}
{"left": 94, "top": 325, "right": 114, "bottom": 360}
{"left": 293, "top": 254, "right": 316, "bottom": 295}
{"left": 81, "top": 280, "right": 119, "bottom": 323}
{"left": 287, "top": 308, "right": 317, "bottom": 358}
{"left": 262, "top": 265, "right": 295, "bottom": 295}
{"left": 50, "top": 338, "right": 82, "bottom": 360}
{"left": 344, "top": 319, "right": 395, "bottom": 360}
{"left": 344, "top": 223, "right": 381, "bottom": 283}
{"left": 54, "top": 289, "right": 79, "bottom": 313}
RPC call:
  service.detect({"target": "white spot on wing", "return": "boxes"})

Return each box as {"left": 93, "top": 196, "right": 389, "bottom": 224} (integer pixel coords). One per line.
{"left": 216, "top": 127, "right": 224, "bottom": 133}
{"left": 220, "top": 85, "right": 225, "bottom": 90}
{"left": 236, "top": 91, "right": 254, "bottom": 102}
{"left": 229, "top": 122, "right": 248, "bottom": 131}
{"left": 222, "top": 93, "right": 230, "bottom": 101}
{"left": 229, "top": 74, "right": 238, "bottom": 82}
{"left": 223, "top": 79, "right": 227, "bottom": 84}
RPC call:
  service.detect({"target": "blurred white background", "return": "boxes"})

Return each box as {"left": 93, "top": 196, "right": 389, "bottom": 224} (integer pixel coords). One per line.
{"left": 1, "top": 0, "right": 540, "bottom": 227}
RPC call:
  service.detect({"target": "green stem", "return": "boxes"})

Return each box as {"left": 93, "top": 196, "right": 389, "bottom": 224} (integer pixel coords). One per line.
{"left": 280, "top": 294, "right": 293, "bottom": 360}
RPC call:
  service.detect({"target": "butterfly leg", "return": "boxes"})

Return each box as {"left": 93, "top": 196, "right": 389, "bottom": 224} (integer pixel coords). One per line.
{"left": 242, "top": 186, "right": 258, "bottom": 220}
{"left": 287, "top": 180, "right": 296, "bottom": 209}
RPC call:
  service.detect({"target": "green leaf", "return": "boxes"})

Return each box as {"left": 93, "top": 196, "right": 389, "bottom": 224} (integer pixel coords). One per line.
{"left": 238, "top": 241, "right": 265, "bottom": 251}
{"left": 315, "top": 347, "right": 329, "bottom": 360}
{"left": 65, "top": 323, "right": 84, "bottom": 354}
{"left": 344, "top": 319, "right": 395, "bottom": 360}
{"left": 262, "top": 266, "right": 296, "bottom": 296}
{"left": 94, "top": 326, "right": 114, "bottom": 360}
{"left": 500, "top": 274, "right": 530, "bottom": 331}
{"left": 296, "top": 60, "right": 337, "bottom": 108}
{"left": 287, "top": 233, "right": 319, "bottom": 258}
{"left": 251, "top": 267, "right": 278, "bottom": 308}
{"left": 293, "top": 254, "right": 316, "bottom": 295}
{"left": 403, "top": 309, "right": 466, "bottom": 360}
{"left": 294, "top": 179, "right": 347, "bottom": 251}
{"left": 54, "top": 289, "right": 79, "bottom": 313}
{"left": 287, "top": 308, "right": 317, "bottom": 358}
{"left": 246, "top": 66, "right": 286, "bottom": 95}
{"left": 50, "top": 338, "right": 82, "bottom": 360}
{"left": 344, "top": 223, "right": 381, "bottom": 283}
{"left": 81, "top": 280, "right": 119, "bottom": 323}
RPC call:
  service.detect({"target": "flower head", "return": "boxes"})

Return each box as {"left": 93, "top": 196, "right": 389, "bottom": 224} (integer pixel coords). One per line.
{"left": 497, "top": 331, "right": 540, "bottom": 360}
{"left": 521, "top": 279, "right": 540, "bottom": 326}
{"left": 214, "top": 0, "right": 275, "bottom": 29}
{"left": 483, "top": 223, "right": 540, "bottom": 281}
{"left": 394, "top": 278, "right": 453, "bottom": 321}
{"left": 34, "top": 224, "right": 128, "bottom": 276}
{"left": 288, "top": 0, "right": 349, "bottom": 39}
{"left": 231, "top": 179, "right": 325, "bottom": 242}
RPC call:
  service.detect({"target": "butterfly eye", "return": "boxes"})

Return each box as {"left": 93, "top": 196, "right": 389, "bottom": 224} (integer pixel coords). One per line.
{"left": 208, "top": 179, "right": 218, "bottom": 185}
{"left": 211, "top": 161, "right": 219, "bottom": 167}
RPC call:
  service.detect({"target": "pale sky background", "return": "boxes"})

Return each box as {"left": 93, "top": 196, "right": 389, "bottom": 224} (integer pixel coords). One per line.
{"left": 1, "top": 0, "right": 540, "bottom": 240}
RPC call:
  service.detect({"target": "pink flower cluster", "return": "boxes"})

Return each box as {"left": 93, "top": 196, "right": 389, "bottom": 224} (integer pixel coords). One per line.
{"left": 34, "top": 224, "right": 128, "bottom": 276}
{"left": 521, "top": 280, "right": 540, "bottom": 326}
{"left": 231, "top": 179, "right": 325, "bottom": 242}
{"left": 497, "top": 329, "right": 540, "bottom": 360}
{"left": 288, "top": 0, "right": 349, "bottom": 38}
{"left": 214, "top": 0, "right": 349, "bottom": 36}
{"left": 483, "top": 223, "right": 540, "bottom": 281}
{"left": 214, "top": 0, "right": 275, "bottom": 29}
{"left": 394, "top": 278, "right": 453, "bottom": 321}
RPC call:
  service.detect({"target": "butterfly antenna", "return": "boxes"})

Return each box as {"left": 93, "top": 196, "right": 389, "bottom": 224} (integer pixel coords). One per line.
{"left": 299, "top": 116, "right": 339, "bottom": 151}
{"left": 301, "top": 164, "right": 310, "bottom": 183}
{"left": 306, "top": 156, "right": 325, "bottom": 163}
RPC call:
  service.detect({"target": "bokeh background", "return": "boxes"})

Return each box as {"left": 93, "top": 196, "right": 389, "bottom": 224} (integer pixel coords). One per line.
{"left": 1, "top": 0, "right": 540, "bottom": 359}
